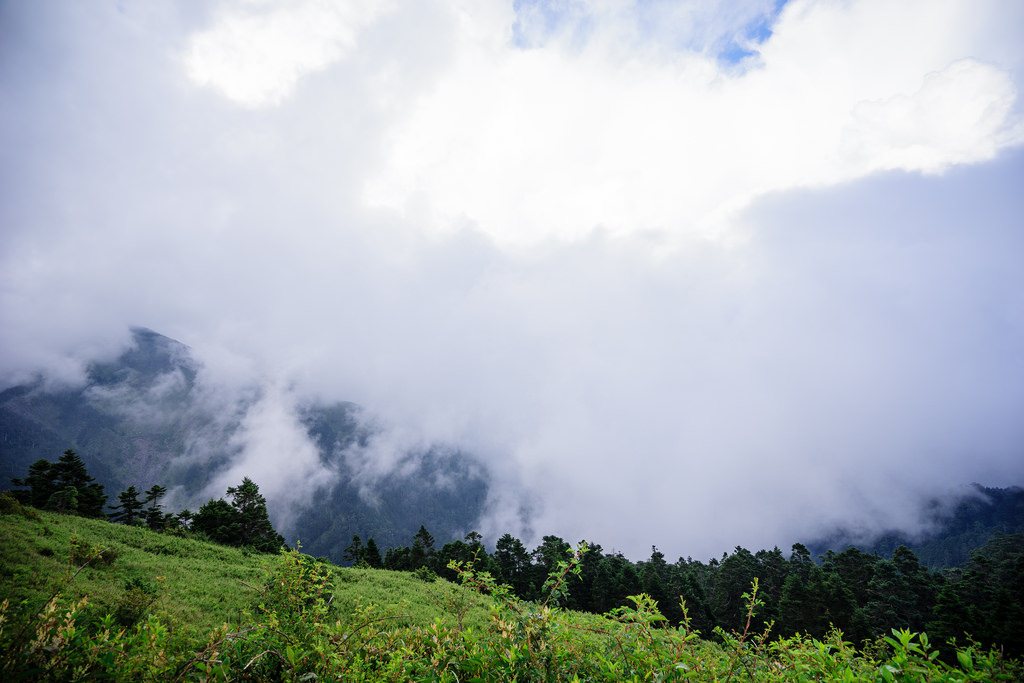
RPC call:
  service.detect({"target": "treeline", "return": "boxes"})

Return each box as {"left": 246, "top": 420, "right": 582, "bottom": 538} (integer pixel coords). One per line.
{"left": 9, "top": 450, "right": 283, "bottom": 553}
{"left": 346, "top": 526, "right": 1024, "bottom": 658}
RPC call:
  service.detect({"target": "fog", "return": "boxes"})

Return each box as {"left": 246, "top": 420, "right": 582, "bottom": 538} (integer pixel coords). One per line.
{"left": 1, "top": 0, "right": 1022, "bottom": 559}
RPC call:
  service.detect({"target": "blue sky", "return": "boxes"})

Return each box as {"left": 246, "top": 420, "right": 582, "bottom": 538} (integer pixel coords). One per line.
{"left": 1, "top": 0, "right": 1022, "bottom": 559}
{"left": 512, "top": 0, "right": 789, "bottom": 62}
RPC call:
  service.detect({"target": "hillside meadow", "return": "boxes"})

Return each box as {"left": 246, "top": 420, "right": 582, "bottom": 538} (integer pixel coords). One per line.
{"left": 1, "top": 498, "right": 1020, "bottom": 681}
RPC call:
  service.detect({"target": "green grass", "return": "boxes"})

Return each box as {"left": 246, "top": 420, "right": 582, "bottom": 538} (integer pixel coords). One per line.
{"left": 0, "top": 507, "right": 263, "bottom": 636}
{"left": 0, "top": 505, "right": 496, "bottom": 637}
{"left": 3, "top": 501, "right": 1021, "bottom": 681}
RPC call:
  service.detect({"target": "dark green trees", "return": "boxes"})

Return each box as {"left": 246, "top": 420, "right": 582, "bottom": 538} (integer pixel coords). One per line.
{"left": 191, "top": 499, "right": 242, "bottom": 546}
{"left": 494, "top": 533, "right": 534, "bottom": 598}
{"left": 777, "top": 543, "right": 833, "bottom": 635}
{"left": 191, "top": 477, "right": 284, "bottom": 553}
{"left": 144, "top": 484, "right": 168, "bottom": 531}
{"left": 382, "top": 525, "right": 437, "bottom": 571}
{"left": 363, "top": 538, "right": 383, "bottom": 568}
{"left": 109, "top": 483, "right": 169, "bottom": 529}
{"left": 343, "top": 535, "right": 365, "bottom": 564}
{"left": 709, "top": 547, "right": 763, "bottom": 631}
{"left": 11, "top": 459, "right": 58, "bottom": 509}
{"left": 226, "top": 478, "right": 283, "bottom": 552}
{"left": 10, "top": 450, "right": 107, "bottom": 518}
{"left": 411, "top": 525, "right": 436, "bottom": 570}
{"left": 109, "top": 486, "right": 145, "bottom": 525}
{"left": 929, "top": 533, "right": 1024, "bottom": 658}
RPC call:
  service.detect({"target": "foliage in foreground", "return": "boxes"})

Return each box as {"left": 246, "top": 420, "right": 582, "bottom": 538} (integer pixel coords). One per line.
{"left": 1, "top": 518, "right": 1019, "bottom": 682}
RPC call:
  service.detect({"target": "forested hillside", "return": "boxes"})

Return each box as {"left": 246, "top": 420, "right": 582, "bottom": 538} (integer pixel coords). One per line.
{"left": 364, "top": 527, "right": 1024, "bottom": 658}
{"left": 1, "top": 498, "right": 1021, "bottom": 681}
{"left": 5, "top": 448, "right": 1023, "bottom": 665}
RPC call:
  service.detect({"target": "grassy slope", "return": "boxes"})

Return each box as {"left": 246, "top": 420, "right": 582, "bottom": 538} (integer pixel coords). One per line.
{"left": 0, "top": 507, "right": 504, "bottom": 638}
{"left": 5, "top": 505, "right": 1022, "bottom": 681}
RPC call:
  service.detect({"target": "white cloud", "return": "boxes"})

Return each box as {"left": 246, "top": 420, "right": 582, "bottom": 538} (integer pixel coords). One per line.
{"left": 843, "top": 59, "right": 1021, "bottom": 173}
{"left": 208, "top": 382, "right": 337, "bottom": 534}
{"left": 364, "top": 0, "right": 1024, "bottom": 246}
{"left": 183, "top": 0, "right": 393, "bottom": 107}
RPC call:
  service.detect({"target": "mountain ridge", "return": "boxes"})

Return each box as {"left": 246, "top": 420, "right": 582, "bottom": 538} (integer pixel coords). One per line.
{"left": 0, "top": 328, "right": 491, "bottom": 563}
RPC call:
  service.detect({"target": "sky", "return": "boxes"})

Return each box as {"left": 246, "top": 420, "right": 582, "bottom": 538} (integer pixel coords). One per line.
{"left": 1, "top": 0, "right": 1023, "bottom": 560}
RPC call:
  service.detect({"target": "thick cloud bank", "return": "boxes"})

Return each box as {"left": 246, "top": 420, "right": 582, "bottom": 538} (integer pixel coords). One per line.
{"left": 1, "top": 0, "right": 1022, "bottom": 559}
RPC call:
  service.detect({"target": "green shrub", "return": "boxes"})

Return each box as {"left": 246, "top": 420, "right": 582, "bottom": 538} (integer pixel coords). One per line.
{"left": 0, "top": 491, "right": 40, "bottom": 520}
{"left": 413, "top": 565, "right": 438, "bottom": 582}
{"left": 114, "top": 577, "right": 158, "bottom": 626}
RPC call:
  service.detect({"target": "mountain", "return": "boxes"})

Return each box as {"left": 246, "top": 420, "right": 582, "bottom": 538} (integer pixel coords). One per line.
{"left": 806, "top": 484, "right": 1024, "bottom": 569}
{"left": 0, "top": 328, "right": 491, "bottom": 562}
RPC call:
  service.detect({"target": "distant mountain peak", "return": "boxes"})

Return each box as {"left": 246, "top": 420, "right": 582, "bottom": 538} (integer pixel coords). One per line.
{"left": 88, "top": 328, "right": 197, "bottom": 388}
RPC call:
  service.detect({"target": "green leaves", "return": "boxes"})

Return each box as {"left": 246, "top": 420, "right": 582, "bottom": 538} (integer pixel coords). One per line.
{"left": 957, "top": 647, "right": 974, "bottom": 672}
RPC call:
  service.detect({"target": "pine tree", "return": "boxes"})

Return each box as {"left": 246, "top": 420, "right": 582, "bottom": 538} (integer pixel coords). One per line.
{"left": 143, "top": 484, "right": 168, "bottom": 530}
{"left": 710, "top": 547, "right": 762, "bottom": 631}
{"left": 225, "top": 477, "right": 284, "bottom": 553}
{"left": 48, "top": 486, "right": 79, "bottom": 515}
{"left": 364, "top": 538, "right": 383, "bottom": 568}
{"left": 495, "top": 533, "right": 533, "bottom": 597}
{"left": 10, "top": 459, "right": 56, "bottom": 508}
{"left": 343, "top": 535, "right": 364, "bottom": 565}
{"left": 640, "top": 546, "right": 670, "bottom": 620}
{"left": 191, "top": 499, "right": 242, "bottom": 546}
{"left": 383, "top": 545, "right": 412, "bottom": 571}
{"left": 109, "top": 486, "right": 145, "bottom": 525}
{"left": 10, "top": 450, "right": 106, "bottom": 517}
{"left": 410, "top": 525, "right": 436, "bottom": 570}
{"left": 51, "top": 450, "right": 107, "bottom": 517}
{"left": 464, "top": 531, "right": 488, "bottom": 570}
{"left": 188, "top": 478, "right": 283, "bottom": 553}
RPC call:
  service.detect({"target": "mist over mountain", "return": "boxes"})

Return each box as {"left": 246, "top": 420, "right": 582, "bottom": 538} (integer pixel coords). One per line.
{"left": 0, "top": 328, "right": 492, "bottom": 562}
{"left": 3, "top": 328, "right": 1020, "bottom": 567}
{"left": 806, "top": 484, "right": 1024, "bottom": 569}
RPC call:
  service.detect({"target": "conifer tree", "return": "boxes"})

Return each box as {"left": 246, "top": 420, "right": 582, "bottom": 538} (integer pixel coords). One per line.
{"left": 144, "top": 484, "right": 168, "bottom": 530}
{"left": 343, "top": 535, "right": 364, "bottom": 564}
{"left": 192, "top": 499, "right": 242, "bottom": 545}
{"left": 51, "top": 450, "right": 107, "bottom": 517}
{"left": 109, "top": 486, "right": 145, "bottom": 525}
{"left": 10, "top": 459, "right": 56, "bottom": 508}
{"left": 226, "top": 477, "right": 284, "bottom": 553}
{"left": 494, "top": 533, "right": 532, "bottom": 597}
{"left": 410, "top": 525, "right": 436, "bottom": 570}
{"left": 364, "top": 538, "right": 383, "bottom": 568}
{"left": 191, "top": 478, "right": 283, "bottom": 553}
{"left": 48, "top": 486, "right": 79, "bottom": 515}
{"left": 383, "top": 545, "right": 412, "bottom": 571}
{"left": 10, "top": 450, "right": 106, "bottom": 517}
